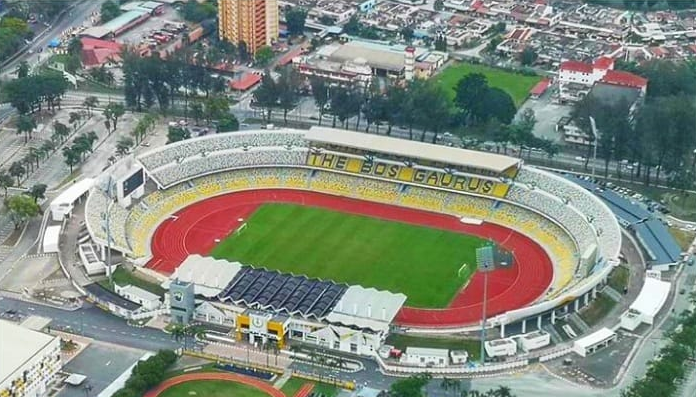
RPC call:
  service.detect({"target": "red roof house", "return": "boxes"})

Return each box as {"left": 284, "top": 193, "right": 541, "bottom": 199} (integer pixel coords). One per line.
{"left": 229, "top": 73, "right": 262, "bottom": 91}
{"left": 81, "top": 37, "right": 122, "bottom": 68}
{"left": 560, "top": 60, "right": 593, "bottom": 74}
{"left": 600, "top": 70, "right": 648, "bottom": 89}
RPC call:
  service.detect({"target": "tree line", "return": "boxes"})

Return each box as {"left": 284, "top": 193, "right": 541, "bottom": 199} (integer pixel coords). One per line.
{"left": 113, "top": 350, "right": 178, "bottom": 397}
{"left": 388, "top": 373, "right": 514, "bottom": 397}
{"left": 4, "top": 70, "right": 69, "bottom": 115}
{"left": 623, "top": 293, "right": 696, "bottom": 396}
{"left": 572, "top": 59, "right": 696, "bottom": 189}
{"left": 252, "top": 67, "right": 557, "bottom": 161}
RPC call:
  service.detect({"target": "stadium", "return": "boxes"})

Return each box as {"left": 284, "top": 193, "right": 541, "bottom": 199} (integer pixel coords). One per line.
{"left": 83, "top": 126, "right": 622, "bottom": 357}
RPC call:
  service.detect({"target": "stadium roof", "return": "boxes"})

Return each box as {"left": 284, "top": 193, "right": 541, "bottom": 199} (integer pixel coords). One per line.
{"left": 164, "top": 255, "right": 242, "bottom": 298}
{"left": 635, "top": 220, "right": 682, "bottom": 265}
{"left": 306, "top": 127, "right": 520, "bottom": 173}
{"left": 218, "top": 267, "right": 347, "bottom": 319}
{"left": 325, "top": 286, "right": 406, "bottom": 332}
{"left": 630, "top": 277, "right": 670, "bottom": 319}
{"left": 0, "top": 320, "right": 59, "bottom": 386}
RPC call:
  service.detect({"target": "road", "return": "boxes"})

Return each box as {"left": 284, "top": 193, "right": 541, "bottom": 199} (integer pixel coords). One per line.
{"left": 0, "top": 295, "right": 197, "bottom": 353}
{"left": 0, "top": 0, "right": 107, "bottom": 80}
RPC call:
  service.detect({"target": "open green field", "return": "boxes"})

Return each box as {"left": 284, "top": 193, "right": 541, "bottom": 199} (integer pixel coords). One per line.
{"left": 210, "top": 203, "right": 484, "bottom": 308}
{"left": 158, "top": 380, "right": 270, "bottom": 397}
{"left": 434, "top": 62, "right": 542, "bottom": 106}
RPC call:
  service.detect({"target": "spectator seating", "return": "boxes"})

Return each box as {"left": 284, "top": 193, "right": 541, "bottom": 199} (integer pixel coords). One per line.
{"left": 515, "top": 167, "right": 621, "bottom": 261}
{"left": 138, "top": 131, "right": 306, "bottom": 170}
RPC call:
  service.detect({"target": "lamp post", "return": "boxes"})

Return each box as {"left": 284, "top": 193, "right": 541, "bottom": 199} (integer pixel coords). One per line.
{"left": 589, "top": 116, "right": 599, "bottom": 180}
{"left": 100, "top": 175, "right": 115, "bottom": 285}
{"left": 476, "top": 244, "right": 495, "bottom": 365}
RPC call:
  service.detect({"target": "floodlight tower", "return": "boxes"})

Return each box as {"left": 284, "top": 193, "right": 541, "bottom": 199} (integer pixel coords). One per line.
{"left": 476, "top": 244, "right": 495, "bottom": 365}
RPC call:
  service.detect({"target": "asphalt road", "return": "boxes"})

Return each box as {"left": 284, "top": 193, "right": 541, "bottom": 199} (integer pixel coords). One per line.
{"left": 0, "top": 0, "right": 107, "bottom": 80}
{"left": 0, "top": 296, "right": 199, "bottom": 352}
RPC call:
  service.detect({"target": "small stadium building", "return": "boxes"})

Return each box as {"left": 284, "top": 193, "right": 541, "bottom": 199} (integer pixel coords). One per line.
{"left": 163, "top": 255, "right": 406, "bottom": 355}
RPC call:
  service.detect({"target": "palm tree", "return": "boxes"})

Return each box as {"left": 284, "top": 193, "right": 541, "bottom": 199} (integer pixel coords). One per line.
{"left": 0, "top": 171, "right": 13, "bottom": 197}
{"left": 22, "top": 153, "right": 35, "bottom": 173}
{"left": 16, "top": 115, "right": 36, "bottom": 144}
{"left": 9, "top": 161, "right": 26, "bottom": 186}
{"left": 40, "top": 140, "right": 55, "bottom": 158}
{"left": 68, "top": 112, "right": 82, "bottom": 131}
{"left": 493, "top": 385, "right": 512, "bottom": 397}
{"left": 170, "top": 324, "right": 186, "bottom": 346}
{"left": 83, "top": 96, "right": 99, "bottom": 117}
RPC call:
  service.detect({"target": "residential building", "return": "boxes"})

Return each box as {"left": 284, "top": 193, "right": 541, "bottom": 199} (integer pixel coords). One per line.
{"left": 218, "top": 0, "right": 279, "bottom": 54}
{"left": 557, "top": 56, "right": 647, "bottom": 103}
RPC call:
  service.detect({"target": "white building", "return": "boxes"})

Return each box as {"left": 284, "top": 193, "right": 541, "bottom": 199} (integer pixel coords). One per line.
{"left": 557, "top": 56, "right": 647, "bottom": 103}
{"left": 0, "top": 320, "right": 62, "bottom": 397}
{"left": 620, "top": 276, "right": 671, "bottom": 331}
{"left": 162, "top": 254, "right": 242, "bottom": 298}
{"left": 484, "top": 338, "right": 517, "bottom": 357}
{"left": 401, "top": 347, "right": 450, "bottom": 367}
{"left": 517, "top": 331, "right": 551, "bottom": 352}
{"left": 115, "top": 284, "right": 162, "bottom": 311}
{"left": 42, "top": 225, "right": 62, "bottom": 254}
{"left": 572, "top": 328, "right": 617, "bottom": 357}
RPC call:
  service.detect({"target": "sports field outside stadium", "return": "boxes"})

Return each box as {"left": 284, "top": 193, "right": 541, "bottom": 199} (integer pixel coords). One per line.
{"left": 435, "top": 62, "right": 542, "bottom": 106}
{"left": 157, "top": 380, "right": 271, "bottom": 397}
{"left": 210, "top": 203, "right": 485, "bottom": 308}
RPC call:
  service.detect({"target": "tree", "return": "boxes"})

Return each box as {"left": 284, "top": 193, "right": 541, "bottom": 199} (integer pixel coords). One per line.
{"left": 520, "top": 47, "right": 538, "bottom": 66}
{"left": 62, "top": 147, "right": 80, "bottom": 173}
{"left": 253, "top": 72, "right": 279, "bottom": 122}
{"left": 28, "top": 183, "right": 47, "bottom": 203}
{"left": 52, "top": 121, "right": 70, "bottom": 144}
{"left": 100, "top": 0, "right": 121, "bottom": 23}
{"left": 0, "top": 171, "right": 13, "bottom": 197}
{"left": 434, "top": 0, "right": 445, "bottom": 11}
{"left": 486, "top": 35, "right": 503, "bottom": 53}
{"left": 255, "top": 46, "right": 274, "bottom": 67}
{"left": 83, "top": 96, "right": 99, "bottom": 117}
{"left": 190, "top": 102, "right": 204, "bottom": 125}
{"left": 277, "top": 68, "right": 300, "bottom": 124}
{"left": 434, "top": 34, "right": 447, "bottom": 52}
{"left": 455, "top": 73, "right": 492, "bottom": 125}
{"left": 167, "top": 126, "right": 191, "bottom": 143}
{"left": 480, "top": 87, "right": 516, "bottom": 125}
{"left": 310, "top": 78, "right": 329, "bottom": 126}
{"left": 286, "top": 8, "right": 308, "bottom": 36}
{"left": 401, "top": 26, "right": 415, "bottom": 44}
{"left": 389, "top": 373, "right": 432, "bottom": 397}
{"left": 16, "top": 114, "right": 36, "bottom": 144}
{"left": 5, "top": 194, "right": 39, "bottom": 229}
{"left": 116, "top": 136, "right": 134, "bottom": 156}
{"left": 218, "top": 115, "right": 239, "bottom": 133}
{"left": 8, "top": 162, "right": 25, "bottom": 186}
{"left": 103, "top": 103, "right": 126, "bottom": 133}
{"left": 16, "top": 61, "right": 29, "bottom": 78}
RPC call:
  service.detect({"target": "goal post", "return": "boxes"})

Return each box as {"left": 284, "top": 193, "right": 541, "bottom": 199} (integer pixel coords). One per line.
{"left": 234, "top": 222, "right": 248, "bottom": 235}
{"left": 457, "top": 263, "right": 468, "bottom": 278}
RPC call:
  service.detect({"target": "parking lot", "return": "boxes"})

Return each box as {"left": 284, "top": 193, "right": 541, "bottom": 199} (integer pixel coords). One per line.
{"left": 116, "top": 6, "right": 188, "bottom": 50}
{"left": 57, "top": 342, "right": 150, "bottom": 397}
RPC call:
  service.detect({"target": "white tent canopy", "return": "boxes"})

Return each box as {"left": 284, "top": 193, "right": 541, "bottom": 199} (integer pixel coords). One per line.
{"left": 42, "top": 225, "right": 62, "bottom": 253}
{"left": 50, "top": 178, "right": 95, "bottom": 222}
{"left": 629, "top": 276, "right": 670, "bottom": 323}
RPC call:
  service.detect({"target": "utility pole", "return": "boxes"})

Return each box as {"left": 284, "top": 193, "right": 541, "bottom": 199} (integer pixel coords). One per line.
{"left": 589, "top": 116, "right": 599, "bottom": 181}
{"left": 476, "top": 244, "right": 495, "bottom": 365}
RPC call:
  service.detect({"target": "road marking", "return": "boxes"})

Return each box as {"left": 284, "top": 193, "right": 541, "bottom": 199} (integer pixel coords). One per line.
{"left": 105, "top": 361, "right": 111, "bottom": 366}
{"left": 131, "top": 333, "right": 137, "bottom": 336}
{"left": 110, "top": 329, "right": 116, "bottom": 332}
{"left": 100, "top": 327, "right": 106, "bottom": 331}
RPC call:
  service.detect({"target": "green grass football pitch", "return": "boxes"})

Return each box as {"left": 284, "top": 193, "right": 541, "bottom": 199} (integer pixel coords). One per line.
{"left": 434, "top": 62, "right": 542, "bottom": 107}
{"left": 158, "top": 380, "right": 270, "bottom": 397}
{"left": 210, "top": 203, "right": 485, "bottom": 308}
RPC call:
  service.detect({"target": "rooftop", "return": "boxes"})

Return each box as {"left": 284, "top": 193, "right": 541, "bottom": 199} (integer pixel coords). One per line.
{"left": 305, "top": 127, "right": 520, "bottom": 174}
{"left": 0, "top": 320, "right": 59, "bottom": 385}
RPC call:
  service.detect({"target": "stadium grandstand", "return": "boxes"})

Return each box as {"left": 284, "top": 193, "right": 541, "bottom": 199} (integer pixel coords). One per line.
{"left": 84, "top": 126, "right": 625, "bottom": 355}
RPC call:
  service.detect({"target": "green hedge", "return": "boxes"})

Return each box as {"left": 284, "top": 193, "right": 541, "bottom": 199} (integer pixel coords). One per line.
{"left": 113, "top": 350, "right": 178, "bottom": 397}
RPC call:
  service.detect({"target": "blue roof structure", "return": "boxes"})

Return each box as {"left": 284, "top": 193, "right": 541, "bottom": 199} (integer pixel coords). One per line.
{"left": 564, "top": 174, "right": 681, "bottom": 266}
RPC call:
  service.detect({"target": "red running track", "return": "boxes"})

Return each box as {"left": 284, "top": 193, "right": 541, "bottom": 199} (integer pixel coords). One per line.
{"left": 144, "top": 372, "right": 286, "bottom": 397}
{"left": 147, "top": 189, "right": 553, "bottom": 327}
{"left": 295, "top": 383, "right": 315, "bottom": 397}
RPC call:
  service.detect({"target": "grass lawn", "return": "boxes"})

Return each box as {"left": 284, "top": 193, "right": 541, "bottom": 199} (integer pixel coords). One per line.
{"left": 158, "top": 380, "right": 270, "bottom": 397}
{"left": 210, "top": 203, "right": 483, "bottom": 308}
{"left": 607, "top": 265, "right": 630, "bottom": 293}
{"left": 385, "top": 333, "right": 481, "bottom": 361}
{"left": 281, "top": 377, "right": 339, "bottom": 397}
{"left": 97, "top": 267, "right": 166, "bottom": 296}
{"left": 434, "top": 62, "right": 541, "bottom": 107}
{"left": 669, "top": 227, "right": 695, "bottom": 251}
{"left": 579, "top": 292, "right": 617, "bottom": 326}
